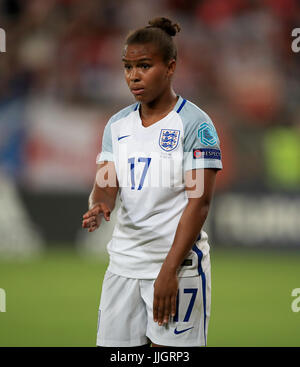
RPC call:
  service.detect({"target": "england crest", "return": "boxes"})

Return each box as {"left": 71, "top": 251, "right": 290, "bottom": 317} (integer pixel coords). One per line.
{"left": 159, "top": 129, "right": 180, "bottom": 152}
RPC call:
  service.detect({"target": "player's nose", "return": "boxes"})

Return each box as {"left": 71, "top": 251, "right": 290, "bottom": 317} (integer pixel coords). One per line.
{"left": 129, "top": 67, "right": 141, "bottom": 82}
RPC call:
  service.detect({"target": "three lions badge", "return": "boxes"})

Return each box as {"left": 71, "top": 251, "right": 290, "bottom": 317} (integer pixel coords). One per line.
{"left": 159, "top": 129, "right": 180, "bottom": 152}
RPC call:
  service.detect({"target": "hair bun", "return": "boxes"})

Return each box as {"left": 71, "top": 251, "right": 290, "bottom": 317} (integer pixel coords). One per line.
{"left": 147, "top": 17, "right": 180, "bottom": 37}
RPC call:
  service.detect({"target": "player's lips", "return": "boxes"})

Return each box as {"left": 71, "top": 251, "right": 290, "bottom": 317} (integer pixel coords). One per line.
{"left": 131, "top": 87, "right": 145, "bottom": 95}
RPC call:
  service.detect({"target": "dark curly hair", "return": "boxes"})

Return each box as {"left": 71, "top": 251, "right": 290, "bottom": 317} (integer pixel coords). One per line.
{"left": 125, "top": 17, "right": 181, "bottom": 63}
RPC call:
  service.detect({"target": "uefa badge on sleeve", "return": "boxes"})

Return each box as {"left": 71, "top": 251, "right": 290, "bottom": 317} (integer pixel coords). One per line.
{"left": 159, "top": 129, "right": 180, "bottom": 152}
{"left": 198, "top": 122, "right": 218, "bottom": 146}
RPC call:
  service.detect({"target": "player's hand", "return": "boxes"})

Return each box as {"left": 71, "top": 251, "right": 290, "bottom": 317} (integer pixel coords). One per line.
{"left": 82, "top": 203, "right": 111, "bottom": 232}
{"left": 153, "top": 266, "right": 178, "bottom": 326}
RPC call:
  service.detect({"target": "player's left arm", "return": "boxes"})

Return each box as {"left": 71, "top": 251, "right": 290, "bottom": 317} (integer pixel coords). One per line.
{"left": 153, "top": 168, "right": 218, "bottom": 326}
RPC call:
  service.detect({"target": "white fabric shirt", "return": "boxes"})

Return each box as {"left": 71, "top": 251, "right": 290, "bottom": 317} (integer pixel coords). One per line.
{"left": 97, "top": 96, "right": 222, "bottom": 279}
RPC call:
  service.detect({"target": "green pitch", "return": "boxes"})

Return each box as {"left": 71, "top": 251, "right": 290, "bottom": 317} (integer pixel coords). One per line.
{"left": 0, "top": 248, "right": 299, "bottom": 347}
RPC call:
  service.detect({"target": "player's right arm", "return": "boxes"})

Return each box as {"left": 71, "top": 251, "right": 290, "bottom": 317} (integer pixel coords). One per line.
{"left": 82, "top": 161, "right": 119, "bottom": 232}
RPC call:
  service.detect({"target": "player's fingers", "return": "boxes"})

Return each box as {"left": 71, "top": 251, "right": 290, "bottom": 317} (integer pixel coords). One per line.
{"left": 153, "top": 296, "right": 159, "bottom": 323}
{"left": 163, "top": 297, "right": 171, "bottom": 324}
{"left": 83, "top": 205, "right": 102, "bottom": 219}
{"left": 84, "top": 216, "right": 102, "bottom": 231}
{"left": 89, "top": 206, "right": 107, "bottom": 221}
{"left": 86, "top": 216, "right": 97, "bottom": 224}
{"left": 82, "top": 219, "right": 92, "bottom": 228}
{"left": 100, "top": 203, "right": 111, "bottom": 221}
{"left": 82, "top": 216, "right": 96, "bottom": 227}
{"left": 157, "top": 299, "right": 165, "bottom": 326}
{"left": 83, "top": 203, "right": 110, "bottom": 223}
{"left": 83, "top": 222, "right": 93, "bottom": 230}
{"left": 83, "top": 209, "right": 95, "bottom": 219}
{"left": 84, "top": 216, "right": 101, "bottom": 228}
{"left": 171, "top": 294, "right": 177, "bottom": 317}
{"left": 82, "top": 212, "right": 90, "bottom": 219}
{"left": 88, "top": 224, "right": 98, "bottom": 232}
{"left": 103, "top": 210, "right": 111, "bottom": 221}
{"left": 90, "top": 207, "right": 102, "bottom": 217}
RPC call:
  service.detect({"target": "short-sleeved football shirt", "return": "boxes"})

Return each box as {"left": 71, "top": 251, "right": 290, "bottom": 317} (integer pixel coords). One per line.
{"left": 97, "top": 96, "right": 222, "bottom": 279}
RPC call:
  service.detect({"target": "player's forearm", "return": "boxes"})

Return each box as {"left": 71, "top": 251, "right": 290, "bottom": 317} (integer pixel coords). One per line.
{"left": 88, "top": 161, "right": 119, "bottom": 211}
{"left": 161, "top": 200, "right": 210, "bottom": 274}
{"left": 88, "top": 185, "right": 118, "bottom": 211}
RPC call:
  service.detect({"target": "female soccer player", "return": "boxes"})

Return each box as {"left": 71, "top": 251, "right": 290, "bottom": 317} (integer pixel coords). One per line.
{"left": 82, "top": 17, "right": 222, "bottom": 347}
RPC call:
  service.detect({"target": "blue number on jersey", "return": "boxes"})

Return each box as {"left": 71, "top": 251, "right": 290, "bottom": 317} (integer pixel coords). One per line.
{"left": 128, "top": 157, "right": 151, "bottom": 190}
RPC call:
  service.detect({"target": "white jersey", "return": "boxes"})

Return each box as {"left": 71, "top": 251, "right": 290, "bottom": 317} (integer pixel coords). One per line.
{"left": 97, "top": 96, "right": 222, "bottom": 279}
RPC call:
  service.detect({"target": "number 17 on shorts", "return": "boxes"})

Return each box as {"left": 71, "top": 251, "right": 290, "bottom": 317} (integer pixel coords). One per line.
{"left": 148, "top": 274, "right": 211, "bottom": 347}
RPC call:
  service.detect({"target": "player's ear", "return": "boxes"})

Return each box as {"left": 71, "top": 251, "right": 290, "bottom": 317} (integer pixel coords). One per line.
{"left": 166, "top": 59, "right": 176, "bottom": 78}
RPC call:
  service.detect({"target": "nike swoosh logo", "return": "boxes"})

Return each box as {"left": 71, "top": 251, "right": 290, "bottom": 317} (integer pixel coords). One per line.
{"left": 174, "top": 326, "right": 194, "bottom": 335}
{"left": 118, "top": 135, "right": 130, "bottom": 141}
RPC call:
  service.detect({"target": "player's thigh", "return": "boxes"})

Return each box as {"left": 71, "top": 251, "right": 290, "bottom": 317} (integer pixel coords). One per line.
{"left": 97, "top": 271, "right": 148, "bottom": 347}
{"left": 141, "top": 272, "right": 211, "bottom": 347}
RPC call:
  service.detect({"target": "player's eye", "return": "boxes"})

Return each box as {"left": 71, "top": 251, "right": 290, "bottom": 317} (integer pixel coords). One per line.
{"left": 141, "top": 64, "right": 150, "bottom": 69}
{"left": 124, "top": 64, "right": 132, "bottom": 70}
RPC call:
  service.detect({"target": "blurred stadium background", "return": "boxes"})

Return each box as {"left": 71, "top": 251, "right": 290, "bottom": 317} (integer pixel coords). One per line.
{"left": 0, "top": 0, "right": 299, "bottom": 346}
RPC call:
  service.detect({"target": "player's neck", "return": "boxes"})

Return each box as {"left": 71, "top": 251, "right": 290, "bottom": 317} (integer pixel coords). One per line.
{"left": 140, "top": 89, "right": 178, "bottom": 126}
